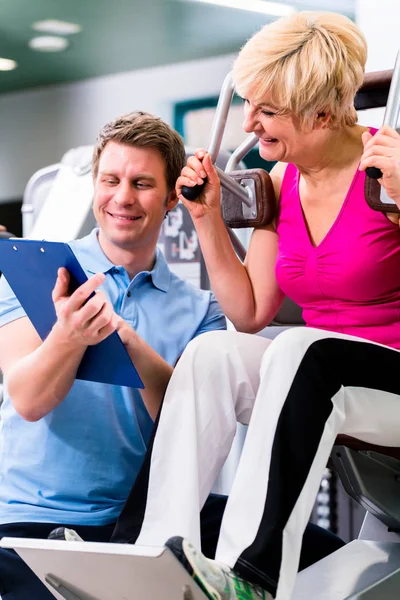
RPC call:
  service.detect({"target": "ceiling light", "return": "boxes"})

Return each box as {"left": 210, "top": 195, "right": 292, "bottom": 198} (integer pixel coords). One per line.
{"left": 0, "top": 58, "right": 18, "bottom": 71}
{"left": 29, "top": 36, "right": 69, "bottom": 52}
{"left": 186, "top": 0, "right": 295, "bottom": 17}
{"left": 32, "top": 19, "right": 82, "bottom": 35}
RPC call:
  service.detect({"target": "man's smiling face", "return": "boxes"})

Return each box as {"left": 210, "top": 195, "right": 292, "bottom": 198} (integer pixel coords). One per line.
{"left": 93, "top": 141, "right": 177, "bottom": 255}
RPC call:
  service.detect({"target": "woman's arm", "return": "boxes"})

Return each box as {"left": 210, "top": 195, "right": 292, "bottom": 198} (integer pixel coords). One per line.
{"left": 176, "top": 152, "right": 285, "bottom": 332}
{"left": 360, "top": 125, "right": 400, "bottom": 215}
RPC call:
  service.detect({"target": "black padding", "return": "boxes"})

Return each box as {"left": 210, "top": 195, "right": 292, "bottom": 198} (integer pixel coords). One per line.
{"left": 355, "top": 69, "right": 392, "bottom": 111}
{"left": 355, "top": 88, "right": 389, "bottom": 111}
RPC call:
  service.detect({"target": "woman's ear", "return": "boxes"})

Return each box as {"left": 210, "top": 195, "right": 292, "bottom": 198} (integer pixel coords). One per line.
{"left": 315, "top": 111, "right": 331, "bottom": 129}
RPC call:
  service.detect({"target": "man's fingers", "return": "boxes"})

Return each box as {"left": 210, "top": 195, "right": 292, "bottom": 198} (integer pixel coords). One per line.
{"left": 67, "top": 273, "right": 106, "bottom": 312}
{"left": 77, "top": 291, "right": 108, "bottom": 324}
{"left": 96, "top": 320, "right": 118, "bottom": 343}
{"left": 111, "top": 313, "right": 121, "bottom": 331}
{"left": 52, "top": 268, "right": 70, "bottom": 303}
{"left": 84, "top": 303, "right": 117, "bottom": 340}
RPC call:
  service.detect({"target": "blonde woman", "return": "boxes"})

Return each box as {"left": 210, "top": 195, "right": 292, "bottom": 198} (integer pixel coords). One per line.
{"left": 113, "top": 12, "right": 400, "bottom": 600}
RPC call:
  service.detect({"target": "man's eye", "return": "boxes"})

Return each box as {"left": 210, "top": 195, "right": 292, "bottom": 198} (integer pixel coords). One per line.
{"left": 104, "top": 179, "right": 118, "bottom": 185}
{"left": 135, "top": 182, "right": 150, "bottom": 189}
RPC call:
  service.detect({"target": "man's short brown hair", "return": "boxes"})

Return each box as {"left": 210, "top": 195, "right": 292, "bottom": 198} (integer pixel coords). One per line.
{"left": 92, "top": 111, "right": 186, "bottom": 191}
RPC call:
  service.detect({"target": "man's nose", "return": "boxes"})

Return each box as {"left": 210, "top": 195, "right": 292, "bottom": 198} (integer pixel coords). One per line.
{"left": 113, "top": 182, "right": 136, "bottom": 205}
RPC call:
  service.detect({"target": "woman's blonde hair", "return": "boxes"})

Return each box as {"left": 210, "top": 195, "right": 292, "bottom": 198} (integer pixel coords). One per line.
{"left": 233, "top": 11, "right": 367, "bottom": 129}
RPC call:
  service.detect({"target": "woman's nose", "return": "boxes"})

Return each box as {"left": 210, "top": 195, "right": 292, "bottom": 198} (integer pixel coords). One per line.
{"left": 243, "top": 107, "right": 258, "bottom": 133}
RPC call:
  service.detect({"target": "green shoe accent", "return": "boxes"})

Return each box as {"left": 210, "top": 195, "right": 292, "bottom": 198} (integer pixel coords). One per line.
{"left": 230, "top": 573, "right": 267, "bottom": 600}
{"left": 181, "top": 539, "right": 270, "bottom": 600}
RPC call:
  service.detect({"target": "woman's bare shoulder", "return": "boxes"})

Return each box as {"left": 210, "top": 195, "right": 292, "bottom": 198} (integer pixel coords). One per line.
{"left": 268, "top": 162, "right": 288, "bottom": 203}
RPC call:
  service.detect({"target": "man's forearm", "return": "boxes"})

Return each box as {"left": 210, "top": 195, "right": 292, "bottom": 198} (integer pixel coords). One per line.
{"left": 123, "top": 332, "right": 173, "bottom": 420}
{"left": 7, "top": 324, "right": 86, "bottom": 421}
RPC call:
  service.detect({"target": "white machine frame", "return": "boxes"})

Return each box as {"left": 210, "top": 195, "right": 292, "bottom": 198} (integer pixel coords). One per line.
{"left": 0, "top": 538, "right": 207, "bottom": 600}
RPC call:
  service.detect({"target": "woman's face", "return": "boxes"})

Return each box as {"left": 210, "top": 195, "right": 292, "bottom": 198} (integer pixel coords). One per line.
{"left": 242, "top": 95, "right": 313, "bottom": 164}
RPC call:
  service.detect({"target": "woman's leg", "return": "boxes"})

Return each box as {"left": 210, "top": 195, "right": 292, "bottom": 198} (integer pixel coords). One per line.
{"left": 116, "top": 330, "right": 272, "bottom": 549}
{"left": 215, "top": 328, "right": 400, "bottom": 599}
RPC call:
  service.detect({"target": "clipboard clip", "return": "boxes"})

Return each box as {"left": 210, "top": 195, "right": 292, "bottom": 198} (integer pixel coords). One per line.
{"left": 45, "top": 573, "right": 96, "bottom": 600}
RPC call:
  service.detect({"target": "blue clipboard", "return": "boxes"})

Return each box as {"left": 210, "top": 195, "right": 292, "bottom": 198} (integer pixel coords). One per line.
{"left": 0, "top": 238, "right": 144, "bottom": 388}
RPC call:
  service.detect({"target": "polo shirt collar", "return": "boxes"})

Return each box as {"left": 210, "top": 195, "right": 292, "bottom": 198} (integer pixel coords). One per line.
{"left": 149, "top": 248, "right": 171, "bottom": 293}
{"left": 77, "top": 229, "right": 114, "bottom": 274}
{"left": 77, "top": 229, "right": 170, "bottom": 292}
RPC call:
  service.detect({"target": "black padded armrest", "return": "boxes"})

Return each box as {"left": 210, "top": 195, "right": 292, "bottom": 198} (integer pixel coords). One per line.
{"left": 355, "top": 69, "right": 392, "bottom": 111}
{"left": 335, "top": 434, "right": 400, "bottom": 461}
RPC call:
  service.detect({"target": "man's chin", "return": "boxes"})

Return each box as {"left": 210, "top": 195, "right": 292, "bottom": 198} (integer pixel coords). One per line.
{"left": 100, "top": 229, "right": 138, "bottom": 250}
{"left": 110, "top": 235, "right": 139, "bottom": 250}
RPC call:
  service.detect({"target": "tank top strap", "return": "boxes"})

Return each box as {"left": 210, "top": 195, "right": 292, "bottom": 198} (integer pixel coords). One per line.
{"left": 279, "top": 163, "right": 298, "bottom": 203}
{"left": 277, "top": 128, "right": 380, "bottom": 225}
{"left": 276, "top": 163, "right": 299, "bottom": 227}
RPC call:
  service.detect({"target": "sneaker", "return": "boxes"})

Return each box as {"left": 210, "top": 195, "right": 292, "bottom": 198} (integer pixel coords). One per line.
{"left": 48, "top": 527, "right": 84, "bottom": 541}
{"left": 166, "top": 536, "right": 271, "bottom": 600}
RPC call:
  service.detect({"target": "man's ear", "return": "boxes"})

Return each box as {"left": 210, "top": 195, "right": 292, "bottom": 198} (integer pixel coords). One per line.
{"left": 165, "top": 189, "right": 179, "bottom": 212}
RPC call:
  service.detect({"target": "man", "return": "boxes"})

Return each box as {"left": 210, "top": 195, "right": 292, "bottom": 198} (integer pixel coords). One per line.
{"left": 0, "top": 111, "right": 226, "bottom": 599}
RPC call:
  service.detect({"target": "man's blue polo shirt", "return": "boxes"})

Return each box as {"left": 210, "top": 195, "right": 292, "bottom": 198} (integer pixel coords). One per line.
{"left": 0, "top": 229, "right": 226, "bottom": 526}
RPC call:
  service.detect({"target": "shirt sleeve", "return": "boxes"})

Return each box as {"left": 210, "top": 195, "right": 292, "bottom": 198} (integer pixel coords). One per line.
{"left": 193, "top": 293, "right": 227, "bottom": 338}
{"left": 0, "top": 274, "right": 26, "bottom": 328}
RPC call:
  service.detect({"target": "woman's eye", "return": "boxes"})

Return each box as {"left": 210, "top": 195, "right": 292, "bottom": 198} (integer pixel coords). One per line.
{"left": 261, "top": 110, "right": 275, "bottom": 117}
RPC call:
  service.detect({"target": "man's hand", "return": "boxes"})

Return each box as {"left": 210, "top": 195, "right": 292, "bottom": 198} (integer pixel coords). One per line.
{"left": 115, "top": 315, "right": 136, "bottom": 347}
{"left": 52, "top": 268, "right": 118, "bottom": 347}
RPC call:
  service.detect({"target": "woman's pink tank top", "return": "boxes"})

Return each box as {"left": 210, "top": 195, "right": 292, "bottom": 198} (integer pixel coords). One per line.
{"left": 275, "top": 134, "right": 400, "bottom": 349}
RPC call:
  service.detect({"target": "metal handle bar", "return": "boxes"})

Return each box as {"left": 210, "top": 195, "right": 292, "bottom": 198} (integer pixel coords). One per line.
{"left": 225, "top": 133, "right": 259, "bottom": 173}
{"left": 367, "top": 49, "right": 400, "bottom": 179}
{"left": 181, "top": 72, "right": 253, "bottom": 207}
